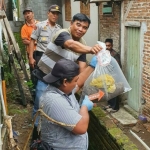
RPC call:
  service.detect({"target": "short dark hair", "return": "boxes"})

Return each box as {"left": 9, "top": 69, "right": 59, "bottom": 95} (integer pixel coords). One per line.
{"left": 50, "top": 77, "right": 74, "bottom": 88}
{"left": 72, "top": 13, "right": 91, "bottom": 25}
{"left": 105, "top": 38, "right": 113, "bottom": 44}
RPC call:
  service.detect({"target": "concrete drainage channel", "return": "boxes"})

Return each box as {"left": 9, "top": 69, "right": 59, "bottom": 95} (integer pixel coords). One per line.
{"left": 88, "top": 111, "right": 121, "bottom": 150}
{"left": 88, "top": 107, "right": 138, "bottom": 150}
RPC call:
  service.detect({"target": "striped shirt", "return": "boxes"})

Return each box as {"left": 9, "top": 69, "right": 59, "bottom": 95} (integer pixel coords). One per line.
{"left": 40, "top": 85, "right": 88, "bottom": 150}
{"left": 37, "top": 28, "right": 86, "bottom": 74}
{"left": 38, "top": 42, "right": 80, "bottom": 74}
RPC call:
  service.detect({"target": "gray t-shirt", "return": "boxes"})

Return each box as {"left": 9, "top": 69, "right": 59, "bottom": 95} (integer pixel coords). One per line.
{"left": 39, "top": 85, "right": 88, "bottom": 150}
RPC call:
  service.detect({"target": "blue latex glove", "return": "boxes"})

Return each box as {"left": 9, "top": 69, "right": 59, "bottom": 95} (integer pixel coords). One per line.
{"left": 81, "top": 95, "right": 94, "bottom": 111}
{"left": 89, "top": 55, "right": 97, "bottom": 68}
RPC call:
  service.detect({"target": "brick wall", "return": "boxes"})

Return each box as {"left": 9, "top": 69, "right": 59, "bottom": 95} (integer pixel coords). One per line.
{"left": 124, "top": 0, "right": 130, "bottom": 14}
{"left": 99, "top": 2, "right": 121, "bottom": 52}
{"left": 124, "top": 0, "right": 150, "bottom": 119}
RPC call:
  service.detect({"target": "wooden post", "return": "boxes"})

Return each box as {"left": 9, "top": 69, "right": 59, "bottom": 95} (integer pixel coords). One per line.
{"left": 0, "top": 11, "right": 30, "bottom": 105}
{"left": 0, "top": 11, "right": 27, "bottom": 105}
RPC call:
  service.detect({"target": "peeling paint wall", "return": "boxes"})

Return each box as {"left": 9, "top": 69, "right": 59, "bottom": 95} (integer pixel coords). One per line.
{"left": 124, "top": 0, "right": 150, "bottom": 120}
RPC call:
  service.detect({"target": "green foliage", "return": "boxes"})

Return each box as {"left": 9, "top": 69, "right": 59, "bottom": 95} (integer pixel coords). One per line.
{"left": 7, "top": 90, "right": 17, "bottom": 101}
{"left": 1, "top": 39, "right": 14, "bottom": 84}
{"left": 2, "top": 32, "right": 26, "bottom": 84}
{"left": 2, "top": 39, "right": 9, "bottom": 57}
{"left": 3, "top": 65, "right": 13, "bottom": 83}
{"left": 9, "top": 108, "right": 28, "bottom": 114}
{"left": 25, "top": 80, "right": 34, "bottom": 89}
{"left": 13, "top": 32, "right": 26, "bottom": 61}
{"left": 8, "top": 104, "right": 28, "bottom": 115}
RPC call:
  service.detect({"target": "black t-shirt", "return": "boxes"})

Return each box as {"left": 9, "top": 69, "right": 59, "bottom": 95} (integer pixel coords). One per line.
{"left": 54, "top": 32, "right": 86, "bottom": 62}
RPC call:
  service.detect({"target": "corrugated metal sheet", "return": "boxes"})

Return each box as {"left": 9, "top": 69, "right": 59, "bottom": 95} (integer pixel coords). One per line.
{"left": 126, "top": 27, "right": 141, "bottom": 111}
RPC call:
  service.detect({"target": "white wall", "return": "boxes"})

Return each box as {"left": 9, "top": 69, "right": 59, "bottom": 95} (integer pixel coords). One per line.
{"left": 62, "top": 0, "right": 99, "bottom": 61}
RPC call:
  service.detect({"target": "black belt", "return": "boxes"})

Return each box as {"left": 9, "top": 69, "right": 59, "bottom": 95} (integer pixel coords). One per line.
{"left": 34, "top": 51, "right": 44, "bottom": 56}
{"left": 32, "top": 68, "right": 47, "bottom": 83}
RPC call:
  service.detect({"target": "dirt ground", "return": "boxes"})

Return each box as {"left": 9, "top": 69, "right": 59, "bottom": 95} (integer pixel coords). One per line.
{"left": 4, "top": 71, "right": 150, "bottom": 150}
{"left": 9, "top": 102, "right": 33, "bottom": 150}
{"left": 125, "top": 122, "right": 150, "bottom": 150}
{"left": 116, "top": 117, "right": 150, "bottom": 150}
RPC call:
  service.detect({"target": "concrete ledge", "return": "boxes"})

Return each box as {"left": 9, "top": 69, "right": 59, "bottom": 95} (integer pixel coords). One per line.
{"left": 124, "top": 104, "right": 139, "bottom": 119}
{"left": 111, "top": 108, "right": 137, "bottom": 126}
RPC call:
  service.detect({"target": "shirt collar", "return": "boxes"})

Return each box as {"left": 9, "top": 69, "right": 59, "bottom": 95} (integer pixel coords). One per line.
{"left": 46, "top": 19, "right": 57, "bottom": 28}
{"left": 48, "top": 85, "right": 72, "bottom": 96}
{"left": 26, "top": 19, "right": 37, "bottom": 27}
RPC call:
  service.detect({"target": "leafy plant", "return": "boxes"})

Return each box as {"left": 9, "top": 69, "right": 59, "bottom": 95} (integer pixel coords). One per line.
{"left": 14, "top": 32, "right": 26, "bottom": 62}
{"left": 7, "top": 90, "right": 17, "bottom": 101}
{"left": 25, "top": 79, "right": 34, "bottom": 89}
{"left": 2, "top": 39, "right": 14, "bottom": 84}
{"left": 9, "top": 108, "right": 28, "bottom": 114}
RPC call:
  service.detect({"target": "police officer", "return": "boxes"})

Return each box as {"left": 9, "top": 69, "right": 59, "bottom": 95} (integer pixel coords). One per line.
{"left": 28, "top": 4, "right": 61, "bottom": 68}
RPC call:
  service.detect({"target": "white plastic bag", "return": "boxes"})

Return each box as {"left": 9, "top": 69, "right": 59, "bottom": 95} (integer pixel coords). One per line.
{"left": 81, "top": 41, "right": 131, "bottom": 102}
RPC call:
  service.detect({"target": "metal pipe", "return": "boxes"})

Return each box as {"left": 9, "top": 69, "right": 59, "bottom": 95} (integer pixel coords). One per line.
{"left": 12, "top": 0, "right": 16, "bottom": 9}
{"left": 0, "top": 80, "right": 6, "bottom": 116}
{"left": 130, "top": 130, "right": 150, "bottom": 150}
{"left": 16, "top": 0, "right": 20, "bottom": 20}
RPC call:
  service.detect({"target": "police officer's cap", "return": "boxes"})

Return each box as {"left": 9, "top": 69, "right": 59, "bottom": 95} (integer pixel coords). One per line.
{"left": 48, "top": 4, "right": 61, "bottom": 14}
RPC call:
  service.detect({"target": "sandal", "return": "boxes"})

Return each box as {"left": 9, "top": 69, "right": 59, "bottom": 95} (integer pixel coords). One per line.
{"left": 106, "top": 108, "right": 118, "bottom": 113}
{"left": 103, "top": 105, "right": 111, "bottom": 110}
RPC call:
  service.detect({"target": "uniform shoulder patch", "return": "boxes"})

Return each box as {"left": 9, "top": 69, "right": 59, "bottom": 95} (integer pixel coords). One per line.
{"left": 43, "top": 26, "right": 47, "bottom": 30}
{"left": 56, "top": 24, "right": 62, "bottom": 29}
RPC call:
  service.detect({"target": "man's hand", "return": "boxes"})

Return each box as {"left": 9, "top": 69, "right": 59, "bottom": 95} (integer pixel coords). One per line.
{"left": 29, "top": 57, "right": 36, "bottom": 68}
{"left": 81, "top": 95, "right": 93, "bottom": 111}
{"left": 22, "top": 39, "right": 30, "bottom": 45}
{"left": 89, "top": 55, "right": 97, "bottom": 68}
{"left": 90, "top": 44, "right": 102, "bottom": 54}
